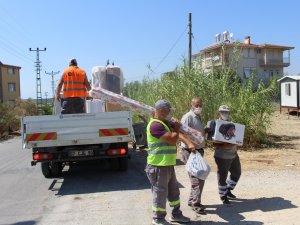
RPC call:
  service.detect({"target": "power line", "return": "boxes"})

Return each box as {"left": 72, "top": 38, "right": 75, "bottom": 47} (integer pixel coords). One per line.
{"left": 0, "top": 36, "right": 32, "bottom": 62}
{"left": 152, "top": 25, "right": 188, "bottom": 74}
{"left": 45, "top": 70, "right": 60, "bottom": 99}
{"left": 192, "top": 34, "right": 200, "bottom": 53}
{"left": 29, "top": 47, "right": 47, "bottom": 110}
{"left": 0, "top": 6, "right": 44, "bottom": 47}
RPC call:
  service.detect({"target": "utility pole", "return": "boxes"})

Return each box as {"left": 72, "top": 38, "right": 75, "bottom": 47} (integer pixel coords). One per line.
{"left": 45, "top": 92, "right": 48, "bottom": 105}
{"left": 29, "top": 47, "right": 46, "bottom": 109}
{"left": 188, "top": 13, "right": 192, "bottom": 71}
{"left": 45, "top": 70, "right": 60, "bottom": 99}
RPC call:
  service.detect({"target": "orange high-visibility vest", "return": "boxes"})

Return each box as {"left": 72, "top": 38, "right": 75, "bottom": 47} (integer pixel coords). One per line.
{"left": 63, "top": 66, "right": 88, "bottom": 98}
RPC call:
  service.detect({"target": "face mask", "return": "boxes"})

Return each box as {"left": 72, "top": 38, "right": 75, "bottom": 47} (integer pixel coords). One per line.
{"left": 166, "top": 111, "right": 173, "bottom": 120}
{"left": 193, "top": 107, "right": 202, "bottom": 115}
{"left": 220, "top": 112, "right": 229, "bottom": 121}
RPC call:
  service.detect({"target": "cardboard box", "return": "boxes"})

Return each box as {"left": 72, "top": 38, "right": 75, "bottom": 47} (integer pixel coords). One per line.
{"left": 105, "top": 102, "right": 128, "bottom": 112}
{"left": 212, "top": 120, "right": 245, "bottom": 145}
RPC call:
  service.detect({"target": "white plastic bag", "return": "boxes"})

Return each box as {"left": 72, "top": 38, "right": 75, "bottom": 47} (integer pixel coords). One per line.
{"left": 185, "top": 151, "right": 211, "bottom": 180}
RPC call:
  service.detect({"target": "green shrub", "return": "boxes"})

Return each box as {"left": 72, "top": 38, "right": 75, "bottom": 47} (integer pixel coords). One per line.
{"left": 123, "top": 63, "right": 278, "bottom": 147}
{"left": 0, "top": 103, "right": 19, "bottom": 135}
{"left": 0, "top": 98, "right": 40, "bottom": 137}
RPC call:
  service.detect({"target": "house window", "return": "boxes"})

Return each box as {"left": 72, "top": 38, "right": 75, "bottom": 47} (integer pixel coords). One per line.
{"left": 243, "top": 49, "right": 250, "bottom": 58}
{"left": 249, "top": 48, "right": 255, "bottom": 58}
{"left": 8, "top": 83, "right": 16, "bottom": 92}
{"left": 285, "top": 83, "right": 291, "bottom": 96}
{"left": 243, "top": 67, "right": 256, "bottom": 78}
{"left": 257, "top": 49, "right": 261, "bottom": 54}
{"left": 244, "top": 68, "right": 251, "bottom": 78}
{"left": 8, "top": 68, "right": 14, "bottom": 75}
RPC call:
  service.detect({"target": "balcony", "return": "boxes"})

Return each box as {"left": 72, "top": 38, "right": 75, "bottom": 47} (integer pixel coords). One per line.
{"left": 259, "top": 57, "right": 290, "bottom": 67}
{"left": 203, "top": 55, "right": 223, "bottom": 68}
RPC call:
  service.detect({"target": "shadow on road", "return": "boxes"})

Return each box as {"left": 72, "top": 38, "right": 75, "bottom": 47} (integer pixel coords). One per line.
{"left": 47, "top": 149, "right": 187, "bottom": 195}
{"left": 266, "top": 134, "right": 300, "bottom": 149}
{"left": 48, "top": 149, "right": 150, "bottom": 195}
{"left": 8, "top": 221, "right": 37, "bottom": 225}
{"left": 194, "top": 221, "right": 263, "bottom": 225}
{"left": 204, "top": 196, "right": 297, "bottom": 224}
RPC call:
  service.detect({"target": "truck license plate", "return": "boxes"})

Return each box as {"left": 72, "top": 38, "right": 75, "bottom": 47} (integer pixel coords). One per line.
{"left": 69, "top": 150, "right": 94, "bottom": 157}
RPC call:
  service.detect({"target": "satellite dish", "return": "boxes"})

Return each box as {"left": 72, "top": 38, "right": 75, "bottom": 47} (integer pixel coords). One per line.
{"left": 229, "top": 33, "right": 234, "bottom": 41}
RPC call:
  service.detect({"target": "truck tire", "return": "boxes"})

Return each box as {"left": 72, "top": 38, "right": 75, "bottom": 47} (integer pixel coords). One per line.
{"left": 119, "top": 157, "right": 128, "bottom": 171}
{"left": 41, "top": 162, "right": 52, "bottom": 178}
{"left": 110, "top": 158, "right": 120, "bottom": 171}
{"left": 51, "top": 162, "right": 62, "bottom": 177}
{"left": 133, "top": 142, "right": 137, "bottom": 150}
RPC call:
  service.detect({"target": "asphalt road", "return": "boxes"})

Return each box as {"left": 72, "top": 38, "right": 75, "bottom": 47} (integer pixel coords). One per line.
{"left": 0, "top": 137, "right": 299, "bottom": 225}
{"left": 0, "top": 137, "right": 154, "bottom": 225}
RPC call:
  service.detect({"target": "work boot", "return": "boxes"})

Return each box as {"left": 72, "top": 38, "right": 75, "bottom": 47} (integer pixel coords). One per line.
{"left": 192, "top": 206, "right": 207, "bottom": 215}
{"left": 152, "top": 218, "right": 168, "bottom": 225}
{"left": 188, "top": 202, "right": 206, "bottom": 210}
{"left": 221, "top": 196, "right": 231, "bottom": 205}
{"left": 227, "top": 189, "right": 236, "bottom": 199}
{"left": 169, "top": 214, "right": 190, "bottom": 223}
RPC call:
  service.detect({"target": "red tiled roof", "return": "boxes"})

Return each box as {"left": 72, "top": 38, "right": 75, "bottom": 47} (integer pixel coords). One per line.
{"left": 201, "top": 42, "right": 294, "bottom": 52}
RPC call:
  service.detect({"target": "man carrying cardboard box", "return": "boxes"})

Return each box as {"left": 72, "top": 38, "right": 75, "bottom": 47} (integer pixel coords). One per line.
{"left": 206, "top": 105, "right": 241, "bottom": 205}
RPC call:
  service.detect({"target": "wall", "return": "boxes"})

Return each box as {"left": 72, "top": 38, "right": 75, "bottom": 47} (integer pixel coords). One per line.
{"left": 280, "top": 81, "right": 297, "bottom": 107}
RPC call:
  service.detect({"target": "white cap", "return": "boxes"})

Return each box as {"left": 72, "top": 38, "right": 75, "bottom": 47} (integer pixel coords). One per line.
{"left": 218, "top": 105, "right": 230, "bottom": 112}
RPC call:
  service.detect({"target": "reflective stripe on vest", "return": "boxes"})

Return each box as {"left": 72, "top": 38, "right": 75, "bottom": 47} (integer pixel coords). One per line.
{"left": 146, "top": 118, "right": 177, "bottom": 166}
{"left": 63, "top": 66, "right": 87, "bottom": 98}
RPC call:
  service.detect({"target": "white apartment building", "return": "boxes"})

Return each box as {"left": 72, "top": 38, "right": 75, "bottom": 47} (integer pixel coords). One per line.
{"left": 192, "top": 32, "right": 294, "bottom": 83}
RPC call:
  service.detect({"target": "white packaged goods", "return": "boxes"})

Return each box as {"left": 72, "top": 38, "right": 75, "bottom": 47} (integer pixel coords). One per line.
{"left": 53, "top": 99, "right": 62, "bottom": 115}
{"left": 86, "top": 99, "right": 105, "bottom": 113}
{"left": 91, "top": 66, "right": 106, "bottom": 89}
{"left": 212, "top": 120, "right": 245, "bottom": 145}
{"left": 186, "top": 151, "right": 211, "bottom": 180}
{"left": 91, "top": 65, "right": 124, "bottom": 94}
{"left": 90, "top": 88, "right": 204, "bottom": 145}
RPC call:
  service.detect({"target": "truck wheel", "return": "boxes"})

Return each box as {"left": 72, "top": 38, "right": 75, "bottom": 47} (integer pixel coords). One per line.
{"left": 133, "top": 142, "right": 137, "bottom": 150}
{"left": 119, "top": 157, "right": 128, "bottom": 171}
{"left": 51, "top": 162, "right": 62, "bottom": 177}
{"left": 110, "top": 158, "right": 120, "bottom": 171}
{"left": 41, "top": 162, "right": 52, "bottom": 178}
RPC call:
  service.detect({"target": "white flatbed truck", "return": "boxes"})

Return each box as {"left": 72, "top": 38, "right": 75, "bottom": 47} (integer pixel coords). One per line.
{"left": 21, "top": 111, "right": 134, "bottom": 178}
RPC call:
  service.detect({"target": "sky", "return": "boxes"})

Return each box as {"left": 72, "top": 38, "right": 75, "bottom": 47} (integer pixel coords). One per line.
{"left": 1, "top": 0, "right": 300, "bottom": 99}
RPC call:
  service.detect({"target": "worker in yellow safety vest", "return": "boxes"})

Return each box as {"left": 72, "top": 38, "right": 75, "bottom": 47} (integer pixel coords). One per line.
{"left": 56, "top": 58, "right": 91, "bottom": 114}
{"left": 145, "top": 99, "right": 195, "bottom": 225}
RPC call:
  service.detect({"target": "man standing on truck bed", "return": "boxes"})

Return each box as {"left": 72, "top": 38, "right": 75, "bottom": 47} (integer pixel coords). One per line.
{"left": 56, "top": 58, "right": 91, "bottom": 114}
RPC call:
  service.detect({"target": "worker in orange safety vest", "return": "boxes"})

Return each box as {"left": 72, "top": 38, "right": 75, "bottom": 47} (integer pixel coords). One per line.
{"left": 56, "top": 58, "right": 91, "bottom": 114}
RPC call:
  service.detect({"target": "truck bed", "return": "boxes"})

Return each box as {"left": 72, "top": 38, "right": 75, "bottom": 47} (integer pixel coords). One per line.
{"left": 22, "top": 111, "right": 134, "bottom": 149}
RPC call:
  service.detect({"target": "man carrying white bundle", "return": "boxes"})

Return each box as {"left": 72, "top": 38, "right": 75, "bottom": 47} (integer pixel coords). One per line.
{"left": 180, "top": 97, "right": 207, "bottom": 215}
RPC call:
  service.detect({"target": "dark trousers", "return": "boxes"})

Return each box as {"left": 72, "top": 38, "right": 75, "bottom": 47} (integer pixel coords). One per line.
{"left": 214, "top": 154, "right": 241, "bottom": 198}
{"left": 145, "top": 164, "right": 182, "bottom": 220}
{"left": 181, "top": 148, "right": 205, "bottom": 206}
{"left": 61, "top": 97, "right": 84, "bottom": 114}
